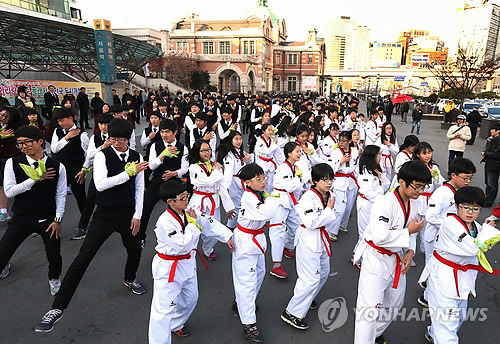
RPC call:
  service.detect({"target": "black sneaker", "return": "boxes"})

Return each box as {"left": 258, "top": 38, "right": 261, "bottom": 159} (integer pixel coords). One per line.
{"left": 243, "top": 323, "right": 264, "bottom": 343}
{"left": 309, "top": 300, "right": 318, "bottom": 310}
{"left": 375, "top": 334, "right": 387, "bottom": 344}
{"left": 424, "top": 329, "right": 434, "bottom": 343}
{"left": 172, "top": 325, "right": 190, "bottom": 337}
{"left": 0, "top": 263, "right": 10, "bottom": 279}
{"left": 418, "top": 281, "right": 427, "bottom": 289}
{"left": 124, "top": 280, "right": 146, "bottom": 295}
{"left": 35, "top": 309, "right": 63, "bottom": 332}
{"left": 281, "top": 309, "right": 309, "bottom": 330}
{"left": 140, "top": 239, "right": 146, "bottom": 249}
{"left": 417, "top": 295, "right": 429, "bottom": 308}
{"left": 70, "top": 228, "right": 87, "bottom": 240}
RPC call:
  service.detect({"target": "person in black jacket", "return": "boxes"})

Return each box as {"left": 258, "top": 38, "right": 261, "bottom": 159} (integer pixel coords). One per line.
{"left": 411, "top": 103, "right": 423, "bottom": 135}
{"left": 466, "top": 106, "right": 482, "bottom": 145}
{"left": 43, "top": 85, "right": 60, "bottom": 120}
{"left": 112, "top": 89, "right": 121, "bottom": 105}
{"left": 76, "top": 87, "right": 91, "bottom": 130}
{"left": 482, "top": 123, "right": 500, "bottom": 207}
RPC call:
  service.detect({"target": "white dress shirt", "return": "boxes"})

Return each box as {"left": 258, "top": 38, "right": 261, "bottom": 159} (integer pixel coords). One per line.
{"left": 148, "top": 139, "right": 189, "bottom": 176}
{"left": 140, "top": 126, "right": 159, "bottom": 148}
{"left": 50, "top": 124, "right": 89, "bottom": 154}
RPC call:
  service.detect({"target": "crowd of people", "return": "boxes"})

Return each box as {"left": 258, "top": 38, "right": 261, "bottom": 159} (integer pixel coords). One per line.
{"left": 0, "top": 85, "right": 499, "bottom": 344}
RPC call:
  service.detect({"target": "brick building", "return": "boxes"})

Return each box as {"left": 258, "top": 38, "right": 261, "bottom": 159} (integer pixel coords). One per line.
{"left": 168, "top": 0, "right": 325, "bottom": 94}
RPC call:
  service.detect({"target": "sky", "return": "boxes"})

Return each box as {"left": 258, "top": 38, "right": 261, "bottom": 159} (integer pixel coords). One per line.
{"left": 77, "top": 0, "right": 484, "bottom": 46}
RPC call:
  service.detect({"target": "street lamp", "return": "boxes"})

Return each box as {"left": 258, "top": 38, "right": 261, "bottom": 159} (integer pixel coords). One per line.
{"left": 375, "top": 73, "right": 380, "bottom": 96}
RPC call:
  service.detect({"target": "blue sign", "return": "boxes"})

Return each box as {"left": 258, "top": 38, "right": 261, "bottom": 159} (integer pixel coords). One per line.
{"left": 94, "top": 30, "right": 117, "bottom": 84}
{"left": 394, "top": 76, "right": 405, "bottom": 81}
{"left": 421, "top": 82, "right": 428, "bottom": 86}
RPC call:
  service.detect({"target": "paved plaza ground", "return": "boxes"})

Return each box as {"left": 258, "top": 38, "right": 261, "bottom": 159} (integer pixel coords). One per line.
{"left": 1, "top": 107, "right": 499, "bottom": 343}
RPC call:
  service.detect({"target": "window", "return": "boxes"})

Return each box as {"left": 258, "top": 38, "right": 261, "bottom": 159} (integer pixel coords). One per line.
{"left": 243, "top": 40, "right": 256, "bottom": 54}
{"left": 287, "top": 76, "right": 297, "bottom": 92}
{"left": 203, "top": 41, "right": 214, "bottom": 54}
{"left": 308, "top": 54, "right": 313, "bottom": 64}
{"left": 288, "top": 54, "right": 298, "bottom": 65}
{"left": 220, "top": 41, "right": 231, "bottom": 54}
{"left": 276, "top": 53, "right": 281, "bottom": 65}
{"left": 176, "top": 41, "right": 188, "bottom": 51}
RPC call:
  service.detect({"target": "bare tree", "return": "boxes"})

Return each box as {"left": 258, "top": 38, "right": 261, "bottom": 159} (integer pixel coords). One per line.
{"left": 425, "top": 43, "right": 500, "bottom": 109}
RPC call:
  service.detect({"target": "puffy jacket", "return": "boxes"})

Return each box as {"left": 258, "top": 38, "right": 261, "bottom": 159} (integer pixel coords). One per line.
{"left": 484, "top": 136, "right": 500, "bottom": 172}
{"left": 412, "top": 108, "right": 423, "bottom": 121}
{"left": 447, "top": 124, "right": 471, "bottom": 152}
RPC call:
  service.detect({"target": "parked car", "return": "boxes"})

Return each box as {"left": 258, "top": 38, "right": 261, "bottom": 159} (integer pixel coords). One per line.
{"left": 437, "top": 98, "right": 450, "bottom": 112}
{"left": 486, "top": 106, "right": 500, "bottom": 119}
{"left": 462, "top": 102, "right": 482, "bottom": 115}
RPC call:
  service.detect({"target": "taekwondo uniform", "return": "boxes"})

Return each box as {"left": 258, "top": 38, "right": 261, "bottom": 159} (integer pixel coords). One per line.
{"left": 232, "top": 188, "right": 279, "bottom": 326}
{"left": 148, "top": 208, "right": 232, "bottom": 344}
{"left": 353, "top": 188, "right": 418, "bottom": 344}
{"left": 254, "top": 137, "right": 283, "bottom": 194}
{"left": 364, "top": 118, "right": 380, "bottom": 146}
{"left": 318, "top": 133, "right": 338, "bottom": 160}
{"left": 188, "top": 162, "right": 234, "bottom": 257}
{"left": 376, "top": 138, "right": 399, "bottom": 182}
{"left": 285, "top": 188, "right": 335, "bottom": 318}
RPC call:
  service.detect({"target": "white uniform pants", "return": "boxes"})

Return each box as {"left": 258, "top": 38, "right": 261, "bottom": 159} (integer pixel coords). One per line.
{"left": 232, "top": 249, "right": 265, "bottom": 325}
{"left": 269, "top": 205, "right": 300, "bottom": 261}
{"left": 427, "top": 273, "right": 467, "bottom": 344}
{"left": 354, "top": 197, "right": 372, "bottom": 253}
{"left": 331, "top": 188, "right": 357, "bottom": 235}
{"left": 227, "top": 177, "right": 245, "bottom": 229}
{"left": 286, "top": 243, "right": 330, "bottom": 318}
{"left": 148, "top": 258, "right": 198, "bottom": 344}
{"left": 421, "top": 238, "right": 436, "bottom": 301}
{"left": 264, "top": 170, "right": 274, "bottom": 194}
{"left": 200, "top": 207, "right": 220, "bottom": 257}
{"left": 354, "top": 269, "right": 406, "bottom": 344}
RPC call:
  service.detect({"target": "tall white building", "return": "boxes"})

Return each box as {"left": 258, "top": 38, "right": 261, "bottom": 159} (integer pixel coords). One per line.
{"left": 325, "top": 16, "right": 355, "bottom": 70}
{"left": 369, "top": 42, "right": 403, "bottom": 68}
{"left": 457, "top": 1, "right": 500, "bottom": 61}
{"left": 345, "top": 25, "right": 370, "bottom": 70}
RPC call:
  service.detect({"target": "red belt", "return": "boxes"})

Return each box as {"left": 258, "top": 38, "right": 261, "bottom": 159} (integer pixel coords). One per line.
{"left": 421, "top": 192, "right": 432, "bottom": 203}
{"left": 366, "top": 240, "right": 402, "bottom": 289}
{"left": 193, "top": 190, "right": 216, "bottom": 216}
{"left": 275, "top": 188, "right": 298, "bottom": 205}
{"left": 237, "top": 224, "right": 265, "bottom": 254}
{"left": 300, "top": 225, "right": 331, "bottom": 256}
{"left": 157, "top": 249, "right": 209, "bottom": 282}
{"left": 433, "top": 250, "right": 499, "bottom": 297}
{"left": 259, "top": 156, "right": 277, "bottom": 170}
{"left": 359, "top": 194, "right": 368, "bottom": 200}
{"left": 233, "top": 175, "right": 245, "bottom": 189}
{"left": 334, "top": 172, "right": 360, "bottom": 189}
{"left": 382, "top": 154, "right": 393, "bottom": 168}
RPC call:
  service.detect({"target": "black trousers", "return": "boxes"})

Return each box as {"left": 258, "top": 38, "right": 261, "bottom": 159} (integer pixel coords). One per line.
{"left": 52, "top": 206, "right": 141, "bottom": 310}
{"left": 79, "top": 110, "right": 90, "bottom": 129}
{"left": 63, "top": 162, "right": 87, "bottom": 213}
{"left": 139, "top": 180, "right": 163, "bottom": 241}
{"left": 0, "top": 218, "right": 61, "bottom": 279}
{"left": 77, "top": 178, "right": 97, "bottom": 229}
{"left": 468, "top": 127, "right": 478, "bottom": 144}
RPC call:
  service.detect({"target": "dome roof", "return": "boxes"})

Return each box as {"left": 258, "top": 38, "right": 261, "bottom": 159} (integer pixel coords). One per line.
{"left": 249, "top": 0, "right": 280, "bottom": 24}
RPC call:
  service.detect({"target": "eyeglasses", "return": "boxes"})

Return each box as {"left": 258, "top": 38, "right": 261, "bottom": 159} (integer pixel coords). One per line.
{"left": 109, "top": 138, "right": 128, "bottom": 143}
{"left": 250, "top": 177, "right": 266, "bottom": 183}
{"left": 170, "top": 194, "right": 189, "bottom": 202}
{"left": 459, "top": 205, "right": 481, "bottom": 213}
{"left": 320, "top": 178, "right": 334, "bottom": 183}
{"left": 200, "top": 148, "right": 212, "bottom": 153}
{"left": 457, "top": 175, "right": 473, "bottom": 182}
{"left": 16, "top": 139, "right": 35, "bottom": 148}
{"left": 409, "top": 183, "right": 428, "bottom": 193}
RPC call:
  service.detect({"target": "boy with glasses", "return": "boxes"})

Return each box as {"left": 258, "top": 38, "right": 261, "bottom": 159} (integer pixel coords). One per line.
{"left": 35, "top": 118, "right": 148, "bottom": 332}
{"left": 353, "top": 161, "right": 432, "bottom": 344}
{"left": 0, "top": 126, "right": 67, "bottom": 297}
{"left": 421, "top": 186, "right": 500, "bottom": 343}
{"left": 416, "top": 158, "right": 476, "bottom": 307}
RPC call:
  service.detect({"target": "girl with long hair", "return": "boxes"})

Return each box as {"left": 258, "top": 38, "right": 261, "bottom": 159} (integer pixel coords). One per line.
{"left": 376, "top": 122, "right": 399, "bottom": 181}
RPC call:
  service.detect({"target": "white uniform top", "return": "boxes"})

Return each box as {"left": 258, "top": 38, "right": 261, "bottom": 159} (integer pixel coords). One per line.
{"left": 375, "top": 138, "right": 399, "bottom": 167}
{"left": 235, "top": 189, "right": 280, "bottom": 254}
{"left": 428, "top": 215, "right": 487, "bottom": 299}
{"left": 393, "top": 151, "right": 412, "bottom": 173}
{"left": 294, "top": 188, "right": 335, "bottom": 253}
{"left": 222, "top": 150, "right": 253, "bottom": 190}
{"left": 354, "top": 188, "right": 418, "bottom": 279}
{"left": 364, "top": 119, "right": 380, "bottom": 146}
{"left": 154, "top": 208, "right": 232, "bottom": 282}
{"left": 254, "top": 136, "right": 282, "bottom": 173}
{"left": 189, "top": 127, "right": 216, "bottom": 160}
{"left": 188, "top": 162, "right": 235, "bottom": 212}
{"left": 318, "top": 134, "right": 338, "bottom": 159}
{"left": 358, "top": 120, "right": 366, "bottom": 142}
{"left": 344, "top": 115, "right": 360, "bottom": 131}
{"left": 358, "top": 168, "right": 390, "bottom": 202}
{"left": 424, "top": 182, "right": 456, "bottom": 243}
{"left": 217, "top": 119, "right": 234, "bottom": 141}
{"left": 416, "top": 163, "right": 446, "bottom": 215}
{"left": 272, "top": 161, "right": 304, "bottom": 209}
{"left": 327, "top": 146, "right": 359, "bottom": 191}
{"left": 375, "top": 114, "right": 386, "bottom": 131}
{"left": 82, "top": 134, "right": 106, "bottom": 169}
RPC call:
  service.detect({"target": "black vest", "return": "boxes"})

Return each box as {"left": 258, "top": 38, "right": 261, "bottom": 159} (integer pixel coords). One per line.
{"left": 231, "top": 104, "right": 240, "bottom": 122}
{"left": 220, "top": 119, "right": 232, "bottom": 133}
{"left": 143, "top": 125, "right": 162, "bottom": 159}
{"left": 11, "top": 155, "right": 60, "bottom": 221}
{"left": 95, "top": 147, "right": 140, "bottom": 208}
{"left": 94, "top": 133, "right": 106, "bottom": 148}
{"left": 151, "top": 141, "right": 184, "bottom": 182}
{"left": 53, "top": 127, "right": 85, "bottom": 165}
{"left": 192, "top": 127, "right": 211, "bottom": 143}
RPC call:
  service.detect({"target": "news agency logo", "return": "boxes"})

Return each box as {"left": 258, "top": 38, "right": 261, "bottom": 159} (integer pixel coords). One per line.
{"left": 317, "top": 297, "right": 349, "bottom": 332}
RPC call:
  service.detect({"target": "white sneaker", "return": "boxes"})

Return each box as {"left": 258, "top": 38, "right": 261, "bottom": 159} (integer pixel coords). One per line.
{"left": 0, "top": 213, "right": 11, "bottom": 222}
{"left": 49, "top": 279, "right": 61, "bottom": 296}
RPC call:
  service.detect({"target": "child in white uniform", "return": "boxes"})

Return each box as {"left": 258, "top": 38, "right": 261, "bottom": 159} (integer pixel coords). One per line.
{"left": 254, "top": 123, "right": 282, "bottom": 194}
{"left": 281, "top": 163, "right": 336, "bottom": 330}
{"left": 318, "top": 123, "right": 339, "bottom": 160}
{"left": 376, "top": 122, "right": 398, "bottom": 181}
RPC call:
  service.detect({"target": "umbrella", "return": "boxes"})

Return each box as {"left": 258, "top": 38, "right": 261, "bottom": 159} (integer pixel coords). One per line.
{"left": 392, "top": 94, "right": 413, "bottom": 104}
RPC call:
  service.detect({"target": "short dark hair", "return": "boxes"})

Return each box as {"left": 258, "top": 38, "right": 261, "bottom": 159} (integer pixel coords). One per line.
{"left": 149, "top": 111, "right": 161, "bottom": 120}
{"left": 455, "top": 186, "right": 485, "bottom": 207}
{"left": 221, "top": 106, "right": 232, "bottom": 114}
{"left": 188, "top": 139, "right": 210, "bottom": 164}
{"left": 108, "top": 118, "right": 133, "bottom": 139}
{"left": 450, "top": 157, "right": 476, "bottom": 175}
{"left": 97, "top": 113, "right": 114, "bottom": 124}
{"left": 159, "top": 179, "right": 187, "bottom": 203}
{"left": 398, "top": 160, "right": 432, "bottom": 185}
{"left": 53, "top": 107, "right": 73, "bottom": 120}
{"left": 15, "top": 125, "right": 44, "bottom": 141}
{"left": 491, "top": 123, "right": 500, "bottom": 131}
{"left": 238, "top": 163, "right": 264, "bottom": 181}
{"left": 311, "top": 163, "right": 334, "bottom": 183}
{"left": 159, "top": 118, "right": 177, "bottom": 133}
{"left": 195, "top": 112, "right": 207, "bottom": 122}
{"left": 296, "top": 123, "right": 309, "bottom": 136}
{"left": 339, "top": 130, "right": 352, "bottom": 141}
{"left": 109, "top": 105, "right": 122, "bottom": 114}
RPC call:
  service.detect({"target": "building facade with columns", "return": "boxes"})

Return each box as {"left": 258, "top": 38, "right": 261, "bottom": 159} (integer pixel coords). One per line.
{"left": 168, "top": 0, "right": 325, "bottom": 94}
